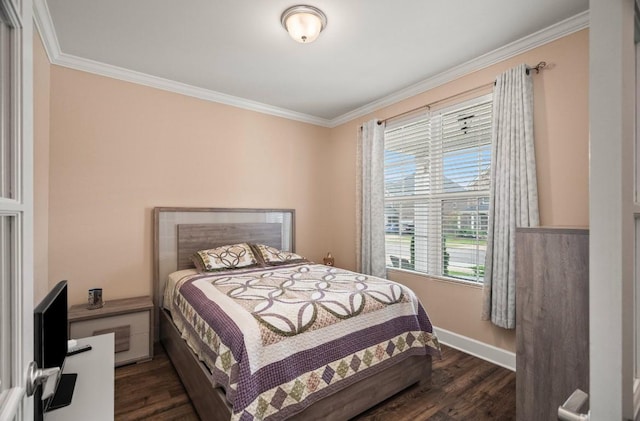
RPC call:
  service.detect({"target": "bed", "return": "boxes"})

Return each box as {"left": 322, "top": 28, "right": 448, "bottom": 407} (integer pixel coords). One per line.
{"left": 153, "top": 207, "right": 439, "bottom": 421}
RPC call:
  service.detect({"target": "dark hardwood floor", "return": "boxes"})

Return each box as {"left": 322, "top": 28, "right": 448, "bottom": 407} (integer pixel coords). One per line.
{"left": 115, "top": 345, "right": 198, "bottom": 421}
{"left": 115, "top": 344, "right": 515, "bottom": 420}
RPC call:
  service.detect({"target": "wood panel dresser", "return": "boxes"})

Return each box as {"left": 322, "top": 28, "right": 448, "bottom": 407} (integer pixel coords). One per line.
{"left": 515, "top": 227, "right": 589, "bottom": 421}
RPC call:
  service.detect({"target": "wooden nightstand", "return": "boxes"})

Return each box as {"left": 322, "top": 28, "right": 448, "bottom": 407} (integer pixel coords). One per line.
{"left": 68, "top": 296, "right": 154, "bottom": 367}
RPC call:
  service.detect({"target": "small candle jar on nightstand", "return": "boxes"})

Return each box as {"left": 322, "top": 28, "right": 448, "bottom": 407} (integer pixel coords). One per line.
{"left": 323, "top": 252, "right": 334, "bottom": 266}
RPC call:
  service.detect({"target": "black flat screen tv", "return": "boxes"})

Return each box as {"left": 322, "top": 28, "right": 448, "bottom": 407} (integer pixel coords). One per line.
{"left": 34, "top": 280, "right": 77, "bottom": 420}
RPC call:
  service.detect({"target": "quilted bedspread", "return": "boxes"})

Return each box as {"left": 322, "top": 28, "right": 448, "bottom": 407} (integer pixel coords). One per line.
{"left": 166, "top": 263, "right": 440, "bottom": 421}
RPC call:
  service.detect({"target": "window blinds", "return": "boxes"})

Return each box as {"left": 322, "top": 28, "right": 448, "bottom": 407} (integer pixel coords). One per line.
{"left": 383, "top": 94, "right": 492, "bottom": 283}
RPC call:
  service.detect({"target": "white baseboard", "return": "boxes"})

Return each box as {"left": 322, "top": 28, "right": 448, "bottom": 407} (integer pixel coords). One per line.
{"left": 433, "top": 327, "right": 516, "bottom": 372}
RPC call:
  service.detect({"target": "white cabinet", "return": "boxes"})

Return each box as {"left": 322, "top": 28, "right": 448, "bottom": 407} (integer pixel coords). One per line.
{"left": 46, "top": 334, "right": 115, "bottom": 421}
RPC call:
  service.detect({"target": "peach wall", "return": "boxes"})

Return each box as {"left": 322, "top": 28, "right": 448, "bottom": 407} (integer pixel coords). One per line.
{"left": 43, "top": 29, "right": 588, "bottom": 353}
{"left": 34, "top": 31, "right": 50, "bottom": 304}
{"left": 48, "top": 67, "right": 332, "bottom": 306}
{"left": 327, "top": 30, "right": 590, "bottom": 352}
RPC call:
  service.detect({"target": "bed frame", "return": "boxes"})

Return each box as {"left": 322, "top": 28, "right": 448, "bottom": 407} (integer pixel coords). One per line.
{"left": 153, "top": 207, "right": 432, "bottom": 420}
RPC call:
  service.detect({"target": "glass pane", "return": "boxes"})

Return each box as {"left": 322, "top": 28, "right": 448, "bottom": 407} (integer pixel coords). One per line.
{"left": 0, "top": 20, "right": 12, "bottom": 199}
{"left": 0, "top": 215, "right": 12, "bottom": 392}
{"left": 442, "top": 145, "right": 491, "bottom": 193}
{"left": 441, "top": 197, "right": 488, "bottom": 283}
{"left": 384, "top": 202, "right": 417, "bottom": 270}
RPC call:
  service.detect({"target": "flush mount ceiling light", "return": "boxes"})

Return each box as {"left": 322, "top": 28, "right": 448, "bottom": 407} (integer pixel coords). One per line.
{"left": 281, "top": 5, "right": 327, "bottom": 43}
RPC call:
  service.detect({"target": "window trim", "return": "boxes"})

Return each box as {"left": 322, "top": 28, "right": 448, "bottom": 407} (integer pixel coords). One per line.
{"left": 0, "top": 0, "right": 34, "bottom": 419}
{"left": 383, "top": 93, "right": 492, "bottom": 285}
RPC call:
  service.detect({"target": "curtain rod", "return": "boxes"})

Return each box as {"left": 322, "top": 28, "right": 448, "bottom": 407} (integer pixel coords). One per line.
{"left": 375, "top": 61, "right": 547, "bottom": 126}
{"left": 376, "top": 82, "right": 493, "bottom": 125}
{"left": 526, "top": 61, "right": 547, "bottom": 75}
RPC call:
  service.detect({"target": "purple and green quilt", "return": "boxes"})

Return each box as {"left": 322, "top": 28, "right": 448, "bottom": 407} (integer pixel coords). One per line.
{"left": 167, "top": 263, "right": 440, "bottom": 421}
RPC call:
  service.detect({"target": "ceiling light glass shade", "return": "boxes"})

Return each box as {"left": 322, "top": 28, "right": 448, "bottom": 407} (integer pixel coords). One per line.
{"left": 281, "top": 5, "right": 327, "bottom": 43}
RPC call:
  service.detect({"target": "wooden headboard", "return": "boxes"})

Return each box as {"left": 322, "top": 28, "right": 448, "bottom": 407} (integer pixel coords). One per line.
{"left": 176, "top": 223, "right": 283, "bottom": 270}
{"left": 153, "top": 207, "right": 295, "bottom": 341}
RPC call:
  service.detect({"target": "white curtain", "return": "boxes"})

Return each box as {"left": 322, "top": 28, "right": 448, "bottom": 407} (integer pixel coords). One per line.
{"left": 482, "top": 64, "right": 539, "bottom": 329}
{"left": 356, "top": 119, "right": 387, "bottom": 278}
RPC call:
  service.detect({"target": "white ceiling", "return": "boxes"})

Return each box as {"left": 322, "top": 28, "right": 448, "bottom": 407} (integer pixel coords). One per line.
{"left": 41, "top": 0, "right": 588, "bottom": 124}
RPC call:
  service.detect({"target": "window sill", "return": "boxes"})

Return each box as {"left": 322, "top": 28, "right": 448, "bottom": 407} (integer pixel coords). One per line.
{"left": 386, "top": 267, "right": 484, "bottom": 289}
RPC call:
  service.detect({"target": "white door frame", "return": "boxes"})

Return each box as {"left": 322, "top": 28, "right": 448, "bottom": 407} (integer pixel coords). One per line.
{"left": 0, "top": 0, "right": 34, "bottom": 420}
{"left": 589, "top": 0, "right": 637, "bottom": 419}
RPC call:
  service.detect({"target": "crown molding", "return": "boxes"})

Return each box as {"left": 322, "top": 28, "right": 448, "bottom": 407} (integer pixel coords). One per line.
{"left": 33, "top": 0, "right": 60, "bottom": 63}
{"left": 54, "top": 52, "right": 333, "bottom": 127}
{"left": 328, "top": 10, "right": 589, "bottom": 128}
{"left": 33, "top": 0, "right": 587, "bottom": 129}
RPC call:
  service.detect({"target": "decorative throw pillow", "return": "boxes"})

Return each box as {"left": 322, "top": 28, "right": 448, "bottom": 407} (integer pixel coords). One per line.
{"left": 251, "top": 244, "right": 308, "bottom": 266}
{"left": 191, "top": 243, "right": 258, "bottom": 272}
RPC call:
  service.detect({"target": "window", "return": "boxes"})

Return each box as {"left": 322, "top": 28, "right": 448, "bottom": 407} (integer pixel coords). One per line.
{"left": 384, "top": 94, "right": 492, "bottom": 284}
